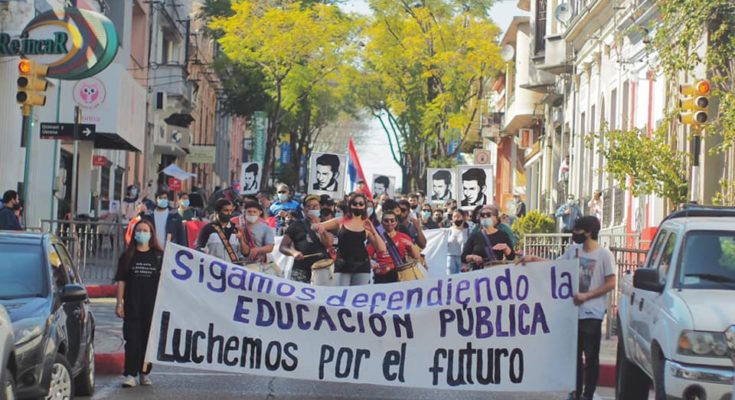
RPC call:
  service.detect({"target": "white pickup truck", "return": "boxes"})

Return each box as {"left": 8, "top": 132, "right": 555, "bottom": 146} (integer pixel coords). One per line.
{"left": 616, "top": 206, "right": 735, "bottom": 400}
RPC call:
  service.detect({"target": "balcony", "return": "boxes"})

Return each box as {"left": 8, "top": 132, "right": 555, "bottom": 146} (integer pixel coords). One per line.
{"left": 149, "top": 63, "right": 191, "bottom": 107}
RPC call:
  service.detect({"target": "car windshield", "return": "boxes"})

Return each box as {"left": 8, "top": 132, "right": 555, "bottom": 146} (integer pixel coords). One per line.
{"left": 678, "top": 231, "right": 735, "bottom": 290}
{"left": 0, "top": 243, "right": 46, "bottom": 299}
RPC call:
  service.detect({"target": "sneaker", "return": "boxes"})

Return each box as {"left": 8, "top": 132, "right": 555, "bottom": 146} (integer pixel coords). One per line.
{"left": 566, "top": 392, "right": 579, "bottom": 400}
{"left": 139, "top": 373, "right": 152, "bottom": 386}
{"left": 122, "top": 375, "right": 137, "bottom": 388}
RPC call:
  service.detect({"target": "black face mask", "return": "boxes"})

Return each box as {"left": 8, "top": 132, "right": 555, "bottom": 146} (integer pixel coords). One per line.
{"left": 453, "top": 219, "right": 464, "bottom": 227}
{"left": 219, "top": 213, "right": 232, "bottom": 222}
{"left": 351, "top": 208, "right": 364, "bottom": 216}
{"left": 410, "top": 204, "right": 418, "bottom": 210}
{"left": 572, "top": 232, "right": 587, "bottom": 244}
{"left": 11, "top": 202, "right": 21, "bottom": 210}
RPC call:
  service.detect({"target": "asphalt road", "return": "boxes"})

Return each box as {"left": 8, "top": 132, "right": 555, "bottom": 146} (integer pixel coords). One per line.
{"left": 84, "top": 366, "right": 634, "bottom": 400}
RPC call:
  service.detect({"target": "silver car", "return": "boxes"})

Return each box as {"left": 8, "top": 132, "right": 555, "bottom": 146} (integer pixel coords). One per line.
{"left": 0, "top": 304, "right": 16, "bottom": 400}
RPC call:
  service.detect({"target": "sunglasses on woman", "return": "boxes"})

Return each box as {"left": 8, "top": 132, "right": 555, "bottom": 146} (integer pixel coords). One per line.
{"left": 480, "top": 212, "right": 495, "bottom": 218}
{"left": 352, "top": 202, "right": 365, "bottom": 207}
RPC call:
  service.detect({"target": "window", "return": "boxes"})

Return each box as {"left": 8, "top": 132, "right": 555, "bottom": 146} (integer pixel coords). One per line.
{"left": 646, "top": 230, "right": 670, "bottom": 270}
{"left": 535, "top": 0, "right": 547, "bottom": 54}
{"left": 678, "top": 231, "right": 735, "bottom": 290}
{"left": 54, "top": 244, "right": 80, "bottom": 285}
{"left": 655, "top": 231, "right": 677, "bottom": 284}
{"left": 0, "top": 244, "right": 46, "bottom": 299}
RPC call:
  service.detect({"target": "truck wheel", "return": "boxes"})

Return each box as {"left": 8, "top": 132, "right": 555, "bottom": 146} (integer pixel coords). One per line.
{"left": 615, "top": 334, "right": 650, "bottom": 400}
{"left": 651, "top": 349, "right": 668, "bottom": 400}
{"left": 74, "top": 342, "right": 95, "bottom": 396}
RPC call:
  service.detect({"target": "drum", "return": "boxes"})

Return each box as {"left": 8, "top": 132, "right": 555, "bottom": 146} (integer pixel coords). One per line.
{"left": 311, "top": 258, "right": 335, "bottom": 286}
{"left": 245, "top": 262, "right": 283, "bottom": 277}
{"left": 397, "top": 261, "right": 426, "bottom": 282}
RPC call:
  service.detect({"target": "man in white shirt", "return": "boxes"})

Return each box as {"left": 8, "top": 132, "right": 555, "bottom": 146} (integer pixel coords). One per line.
{"left": 518, "top": 216, "right": 615, "bottom": 400}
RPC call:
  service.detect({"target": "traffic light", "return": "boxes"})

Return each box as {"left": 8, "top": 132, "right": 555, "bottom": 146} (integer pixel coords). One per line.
{"left": 16, "top": 59, "right": 49, "bottom": 116}
{"left": 678, "top": 79, "right": 710, "bottom": 126}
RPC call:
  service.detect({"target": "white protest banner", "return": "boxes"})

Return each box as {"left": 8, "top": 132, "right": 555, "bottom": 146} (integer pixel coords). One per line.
{"left": 146, "top": 243, "right": 579, "bottom": 392}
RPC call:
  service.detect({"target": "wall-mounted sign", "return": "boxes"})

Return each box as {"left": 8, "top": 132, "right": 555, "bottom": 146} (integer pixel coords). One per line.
{"left": 186, "top": 145, "right": 216, "bottom": 164}
{"left": 39, "top": 122, "right": 95, "bottom": 141}
{"left": 92, "top": 155, "right": 108, "bottom": 167}
{"left": 0, "top": 7, "right": 118, "bottom": 80}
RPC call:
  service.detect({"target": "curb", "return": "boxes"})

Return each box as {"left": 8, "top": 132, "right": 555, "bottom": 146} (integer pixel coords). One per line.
{"left": 96, "top": 352, "right": 124, "bottom": 375}
{"left": 86, "top": 285, "right": 116, "bottom": 298}
{"left": 92, "top": 351, "right": 619, "bottom": 385}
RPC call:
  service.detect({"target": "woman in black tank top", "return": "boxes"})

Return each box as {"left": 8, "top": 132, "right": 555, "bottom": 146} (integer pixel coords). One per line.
{"left": 315, "top": 193, "right": 386, "bottom": 286}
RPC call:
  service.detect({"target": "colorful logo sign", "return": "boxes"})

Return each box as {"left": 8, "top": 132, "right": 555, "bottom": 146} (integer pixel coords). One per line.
{"left": 0, "top": 7, "right": 119, "bottom": 80}
{"left": 73, "top": 77, "right": 106, "bottom": 109}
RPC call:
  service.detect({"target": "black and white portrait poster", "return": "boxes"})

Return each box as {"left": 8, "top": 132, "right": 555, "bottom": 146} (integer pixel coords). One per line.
{"left": 426, "top": 168, "right": 456, "bottom": 204}
{"left": 239, "top": 162, "right": 262, "bottom": 195}
{"left": 308, "top": 152, "right": 347, "bottom": 198}
{"left": 371, "top": 174, "right": 396, "bottom": 199}
{"left": 458, "top": 165, "right": 494, "bottom": 209}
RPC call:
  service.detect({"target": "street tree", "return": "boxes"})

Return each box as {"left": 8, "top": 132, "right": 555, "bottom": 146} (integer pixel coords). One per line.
{"left": 351, "top": 0, "right": 502, "bottom": 191}
{"left": 211, "top": 1, "right": 357, "bottom": 188}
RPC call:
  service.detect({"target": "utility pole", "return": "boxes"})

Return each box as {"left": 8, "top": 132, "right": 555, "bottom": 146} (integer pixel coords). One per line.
{"left": 71, "top": 106, "right": 81, "bottom": 217}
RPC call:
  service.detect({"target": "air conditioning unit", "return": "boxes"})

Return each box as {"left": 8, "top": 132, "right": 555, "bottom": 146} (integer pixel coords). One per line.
{"left": 519, "top": 128, "right": 533, "bottom": 149}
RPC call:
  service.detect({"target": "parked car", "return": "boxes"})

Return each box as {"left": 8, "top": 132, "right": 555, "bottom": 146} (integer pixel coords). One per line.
{"left": 1, "top": 304, "right": 16, "bottom": 400}
{"left": 0, "top": 232, "right": 95, "bottom": 399}
{"left": 616, "top": 206, "right": 735, "bottom": 400}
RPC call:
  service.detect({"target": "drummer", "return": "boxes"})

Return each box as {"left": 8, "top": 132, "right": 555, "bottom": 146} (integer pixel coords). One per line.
{"left": 461, "top": 205, "right": 515, "bottom": 270}
{"left": 279, "top": 195, "right": 333, "bottom": 283}
{"left": 369, "top": 211, "right": 421, "bottom": 284}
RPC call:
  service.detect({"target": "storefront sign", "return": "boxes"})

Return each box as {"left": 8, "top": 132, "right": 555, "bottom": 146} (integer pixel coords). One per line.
{"left": 186, "top": 145, "right": 216, "bottom": 164}
{"left": 168, "top": 178, "right": 182, "bottom": 192}
{"left": 92, "top": 155, "right": 108, "bottom": 167}
{"left": 0, "top": 7, "right": 119, "bottom": 80}
{"left": 253, "top": 111, "right": 267, "bottom": 163}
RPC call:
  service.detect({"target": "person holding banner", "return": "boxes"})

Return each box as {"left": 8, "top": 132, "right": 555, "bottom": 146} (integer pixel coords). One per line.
{"left": 315, "top": 193, "right": 386, "bottom": 286}
{"left": 461, "top": 205, "right": 515, "bottom": 270}
{"left": 236, "top": 201, "right": 275, "bottom": 263}
{"left": 196, "top": 199, "right": 247, "bottom": 264}
{"left": 369, "top": 210, "right": 421, "bottom": 284}
{"left": 279, "top": 195, "right": 332, "bottom": 283}
{"left": 114, "top": 219, "right": 163, "bottom": 387}
{"left": 517, "top": 216, "right": 615, "bottom": 400}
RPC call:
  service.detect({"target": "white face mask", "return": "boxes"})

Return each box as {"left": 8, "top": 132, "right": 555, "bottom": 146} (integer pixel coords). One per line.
{"left": 245, "top": 215, "right": 259, "bottom": 224}
{"left": 367, "top": 207, "right": 374, "bottom": 216}
{"left": 277, "top": 193, "right": 288, "bottom": 201}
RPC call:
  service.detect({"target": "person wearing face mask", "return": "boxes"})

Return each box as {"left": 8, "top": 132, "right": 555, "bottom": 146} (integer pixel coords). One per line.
{"left": 447, "top": 209, "right": 469, "bottom": 274}
{"left": 420, "top": 204, "right": 439, "bottom": 229}
{"left": 196, "top": 199, "right": 248, "bottom": 263}
{"left": 366, "top": 199, "right": 379, "bottom": 226}
{"left": 140, "top": 190, "right": 186, "bottom": 247}
{"left": 269, "top": 183, "right": 301, "bottom": 233}
{"left": 461, "top": 205, "right": 515, "bottom": 270}
{"left": 177, "top": 193, "right": 197, "bottom": 221}
{"left": 236, "top": 201, "right": 275, "bottom": 263}
{"left": 280, "top": 195, "right": 333, "bottom": 283}
{"left": 314, "top": 193, "right": 386, "bottom": 286}
{"left": 516, "top": 216, "right": 614, "bottom": 400}
{"left": 556, "top": 194, "right": 582, "bottom": 234}
{"left": 114, "top": 220, "right": 163, "bottom": 387}
{"left": 0, "top": 190, "right": 22, "bottom": 230}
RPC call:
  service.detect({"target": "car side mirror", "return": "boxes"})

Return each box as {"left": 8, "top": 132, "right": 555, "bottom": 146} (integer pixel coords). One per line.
{"left": 60, "top": 284, "right": 88, "bottom": 303}
{"left": 633, "top": 269, "right": 664, "bottom": 292}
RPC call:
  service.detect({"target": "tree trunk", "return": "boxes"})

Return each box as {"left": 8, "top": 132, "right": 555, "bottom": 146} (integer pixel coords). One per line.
{"left": 261, "top": 81, "right": 283, "bottom": 189}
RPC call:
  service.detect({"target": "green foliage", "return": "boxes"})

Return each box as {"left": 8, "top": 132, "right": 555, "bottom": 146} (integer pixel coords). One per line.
{"left": 511, "top": 211, "right": 556, "bottom": 247}
{"left": 589, "top": 125, "right": 689, "bottom": 208}
{"left": 429, "top": 157, "right": 458, "bottom": 168}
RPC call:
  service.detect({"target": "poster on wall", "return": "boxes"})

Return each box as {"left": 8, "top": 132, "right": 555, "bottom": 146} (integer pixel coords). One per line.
{"left": 239, "top": 162, "right": 262, "bottom": 195}
{"left": 426, "top": 168, "right": 456, "bottom": 204}
{"left": 371, "top": 174, "right": 396, "bottom": 199}
{"left": 458, "top": 165, "right": 494, "bottom": 209}
{"left": 308, "top": 152, "right": 347, "bottom": 198}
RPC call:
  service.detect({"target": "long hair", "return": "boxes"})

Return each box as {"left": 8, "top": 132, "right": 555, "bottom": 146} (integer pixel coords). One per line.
{"left": 118, "top": 219, "right": 164, "bottom": 275}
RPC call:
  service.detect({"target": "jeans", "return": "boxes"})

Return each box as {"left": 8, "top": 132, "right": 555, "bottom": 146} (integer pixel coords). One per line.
{"left": 447, "top": 255, "right": 462, "bottom": 274}
{"left": 334, "top": 272, "right": 371, "bottom": 286}
{"left": 575, "top": 318, "right": 602, "bottom": 400}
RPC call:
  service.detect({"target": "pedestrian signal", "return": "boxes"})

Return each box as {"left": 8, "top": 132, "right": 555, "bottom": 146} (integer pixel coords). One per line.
{"left": 16, "top": 59, "right": 49, "bottom": 116}
{"left": 678, "top": 80, "right": 710, "bottom": 126}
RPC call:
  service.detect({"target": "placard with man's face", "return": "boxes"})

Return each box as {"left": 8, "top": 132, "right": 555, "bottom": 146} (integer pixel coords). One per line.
{"left": 239, "top": 162, "right": 262, "bottom": 195}
{"left": 371, "top": 174, "right": 396, "bottom": 199}
{"left": 458, "top": 165, "right": 494, "bottom": 209}
{"left": 308, "top": 152, "right": 347, "bottom": 198}
{"left": 426, "top": 168, "right": 456, "bottom": 204}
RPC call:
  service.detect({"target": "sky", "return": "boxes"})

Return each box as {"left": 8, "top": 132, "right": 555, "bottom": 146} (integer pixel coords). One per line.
{"left": 339, "top": 0, "right": 525, "bottom": 192}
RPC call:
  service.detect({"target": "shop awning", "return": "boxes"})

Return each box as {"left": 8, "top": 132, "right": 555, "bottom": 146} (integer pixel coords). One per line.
{"left": 94, "top": 132, "right": 141, "bottom": 152}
